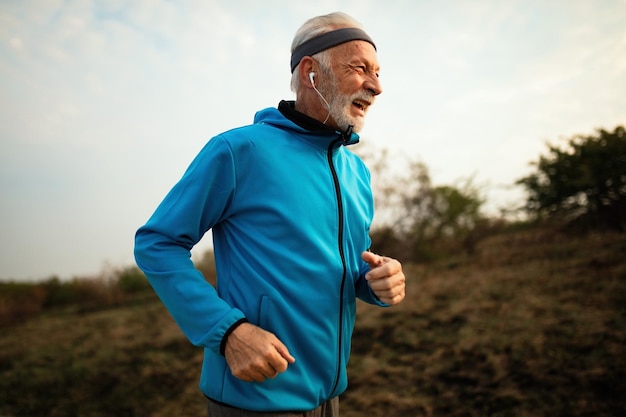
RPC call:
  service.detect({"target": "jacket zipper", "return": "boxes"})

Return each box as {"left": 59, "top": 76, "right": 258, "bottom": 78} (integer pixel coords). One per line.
{"left": 327, "top": 138, "right": 347, "bottom": 395}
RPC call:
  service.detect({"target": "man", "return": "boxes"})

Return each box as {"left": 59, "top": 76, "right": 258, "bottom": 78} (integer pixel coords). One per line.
{"left": 134, "top": 12, "right": 406, "bottom": 416}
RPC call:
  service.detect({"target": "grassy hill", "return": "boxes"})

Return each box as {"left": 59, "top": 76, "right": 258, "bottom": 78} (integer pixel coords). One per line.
{"left": 1, "top": 226, "right": 625, "bottom": 417}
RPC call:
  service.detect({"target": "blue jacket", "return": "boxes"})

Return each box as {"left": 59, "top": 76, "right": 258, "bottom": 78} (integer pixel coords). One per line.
{"left": 134, "top": 103, "right": 386, "bottom": 411}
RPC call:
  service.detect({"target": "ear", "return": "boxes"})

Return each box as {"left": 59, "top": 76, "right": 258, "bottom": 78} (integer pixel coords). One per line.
{"left": 298, "top": 56, "right": 316, "bottom": 87}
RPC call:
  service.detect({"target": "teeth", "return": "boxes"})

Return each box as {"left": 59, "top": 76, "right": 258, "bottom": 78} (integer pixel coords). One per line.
{"left": 353, "top": 101, "right": 366, "bottom": 109}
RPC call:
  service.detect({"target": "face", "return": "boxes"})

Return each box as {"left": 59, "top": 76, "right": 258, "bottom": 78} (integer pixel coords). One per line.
{"left": 318, "top": 41, "right": 382, "bottom": 133}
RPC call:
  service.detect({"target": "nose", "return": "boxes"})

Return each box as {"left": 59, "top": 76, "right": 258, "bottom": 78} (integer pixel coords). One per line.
{"left": 365, "top": 74, "right": 382, "bottom": 96}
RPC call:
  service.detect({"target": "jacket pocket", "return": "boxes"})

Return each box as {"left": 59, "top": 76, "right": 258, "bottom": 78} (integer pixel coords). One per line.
{"left": 258, "top": 294, "right": 270, "bottom": 329}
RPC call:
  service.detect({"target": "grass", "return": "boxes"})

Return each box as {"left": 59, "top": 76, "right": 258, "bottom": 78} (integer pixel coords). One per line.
{"left": 344, "top": 228, "right": 626, "bottom": 417}
{"left": 1, "top": 226, "right": 625, "bottom": 416}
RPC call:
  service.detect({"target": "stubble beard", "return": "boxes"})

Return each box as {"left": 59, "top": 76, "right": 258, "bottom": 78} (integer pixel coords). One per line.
{"left": 320, "top": 73, "right": 373, "bottom": 134}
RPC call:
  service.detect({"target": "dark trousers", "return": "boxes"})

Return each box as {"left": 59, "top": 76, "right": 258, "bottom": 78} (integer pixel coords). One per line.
{"left": 207, "top": 397, "right": 339, "bottom": 417}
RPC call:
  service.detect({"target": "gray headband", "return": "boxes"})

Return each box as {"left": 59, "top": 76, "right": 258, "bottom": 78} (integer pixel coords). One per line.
{"left": 290, "top": 27, "right": 376, "bottom": 73}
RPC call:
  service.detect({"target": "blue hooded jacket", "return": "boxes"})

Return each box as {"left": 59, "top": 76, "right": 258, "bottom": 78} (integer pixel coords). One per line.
{"left": 134, "top": 103, "right": 386, "bottom": 411}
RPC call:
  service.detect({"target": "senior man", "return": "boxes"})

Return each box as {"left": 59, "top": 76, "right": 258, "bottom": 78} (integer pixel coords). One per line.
{"left": 134, "top": 11, "right": 406, "bottom": 417}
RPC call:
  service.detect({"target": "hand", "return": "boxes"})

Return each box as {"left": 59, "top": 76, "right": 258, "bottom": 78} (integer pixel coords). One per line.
{"left": 224, "top": 322, "right": 296, "bottom": 382}
{"left": 361, "top": 251, "right": 406, "bottom": 305}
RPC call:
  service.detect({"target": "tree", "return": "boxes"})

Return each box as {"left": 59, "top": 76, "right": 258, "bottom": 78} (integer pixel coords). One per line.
{"left": 359, "top": 147, "right": 487, "bottom": 261}
{"left": 517, "top": 125, "right": 626, "bottom": 231}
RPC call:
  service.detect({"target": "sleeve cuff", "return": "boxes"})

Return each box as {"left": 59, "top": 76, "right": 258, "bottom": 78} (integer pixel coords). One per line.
{"left": 219, "top": 317, "right": 249, "bottom": 356}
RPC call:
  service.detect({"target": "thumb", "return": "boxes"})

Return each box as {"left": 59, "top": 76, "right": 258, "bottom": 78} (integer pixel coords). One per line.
{"left": 274, "top": 341, "right": 296, "bottom": 364}
{"left": 361, "top": 251, "right": 383, "bottom": 269}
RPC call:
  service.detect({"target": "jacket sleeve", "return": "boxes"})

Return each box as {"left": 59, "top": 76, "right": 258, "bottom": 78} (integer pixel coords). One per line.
{"left": 134, "top": 136, "right": 246, "bottom": 354}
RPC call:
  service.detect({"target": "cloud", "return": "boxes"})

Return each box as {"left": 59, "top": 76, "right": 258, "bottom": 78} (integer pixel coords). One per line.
{"left": 1, "top": 0, "right": 625, "bottom": 280}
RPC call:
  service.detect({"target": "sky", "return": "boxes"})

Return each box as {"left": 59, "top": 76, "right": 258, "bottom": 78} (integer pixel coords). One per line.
{"left": 1, "top": 0, "right": 625, "bottom": 281}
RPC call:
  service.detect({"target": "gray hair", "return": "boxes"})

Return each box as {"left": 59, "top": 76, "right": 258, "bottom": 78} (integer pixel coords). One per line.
{"left": 290, "top": 12, "right": 366, "bottom": 92}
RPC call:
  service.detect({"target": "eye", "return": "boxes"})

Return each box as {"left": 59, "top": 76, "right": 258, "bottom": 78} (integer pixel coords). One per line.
{"left": 351, "top": 65, "right": 379, "bottom": 78}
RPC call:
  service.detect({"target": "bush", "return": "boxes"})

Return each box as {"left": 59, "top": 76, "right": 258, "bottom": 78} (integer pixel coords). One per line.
{"left": 517, "top": 125, "right": 626, "bottom": 231}
{"left": 0, "top": 266, "right": 153, "bottom": 326}
{"left": 116, "top": 266, "right": 151, "bottom": 294}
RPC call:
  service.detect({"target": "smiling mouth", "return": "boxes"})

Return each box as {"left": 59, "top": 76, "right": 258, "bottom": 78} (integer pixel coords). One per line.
{"left": 352, "top": 99, "right": 370, "bottom": 112}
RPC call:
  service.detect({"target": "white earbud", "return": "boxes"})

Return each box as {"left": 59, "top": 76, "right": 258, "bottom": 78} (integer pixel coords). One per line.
{"left": 308, "top": 71, "right": 330, "bottom": 124}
